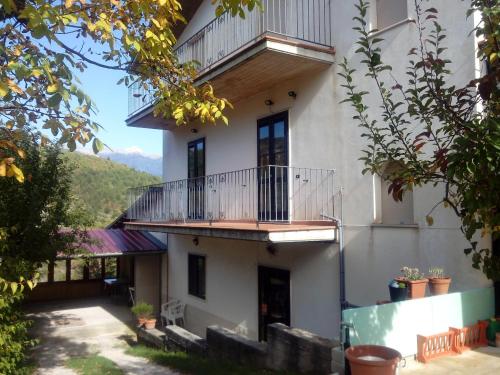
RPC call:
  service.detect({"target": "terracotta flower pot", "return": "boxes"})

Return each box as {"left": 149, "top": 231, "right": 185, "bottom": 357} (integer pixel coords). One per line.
{"left": 428, "top": 277, "right": 451, "bottom": 296}
{"left": 144, "top": 318, "right": 156, "bottom": 330}
{"left": 137, "top": 317, "right": 147, "bottom": 327}
{"left": 406, "top": 279, "right": 428, "bottom": 299}
{"left": 345, "top": 345, "right": 401, "bottom": 375}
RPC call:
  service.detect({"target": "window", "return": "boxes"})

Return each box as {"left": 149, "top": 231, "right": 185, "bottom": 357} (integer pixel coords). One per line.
{"left": 104, "top": 257, "right": 117, "bottom": 279}
{"left": 376, "top": 0, "right": 408, "bottom": 30}
{"left": 37, "top": 263, "right": 49, "bottom": 283}
{"left": 70, "top": 258, "right": 86, "bottom": 281}
{"left": 54, "top": 260, "right": 67, "bottom": 282}
{"left": 88, "top": 258, "right": 102, "bottom": 280}
{"left": 188, "top": 254, "right": 206, "bottom": 299}
{"left": 375, "top": 162, "right": 414, "bottom": 225}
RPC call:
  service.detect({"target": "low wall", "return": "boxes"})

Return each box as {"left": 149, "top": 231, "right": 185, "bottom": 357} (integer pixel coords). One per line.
{"left": 342, "top": 287, "right": 495, "bottom": 357}
{"left": 26, "top": 280, "right": 104, "bottom": 302}
{"left": 267, "top": 323, "right": 340, "bottom": 374}
{"left": 207, "top": 326, "right": 267, "bottom": 368}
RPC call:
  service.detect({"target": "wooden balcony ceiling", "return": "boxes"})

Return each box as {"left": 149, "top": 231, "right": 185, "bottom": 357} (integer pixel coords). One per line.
{"left": 200, "top": 36, "right": 335, "bottom": 104}
{"left": 124, "top": 220, "right": 337, "bottom": 243}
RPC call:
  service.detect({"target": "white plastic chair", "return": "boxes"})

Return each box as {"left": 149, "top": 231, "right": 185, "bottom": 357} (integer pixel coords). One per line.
{"left": 160, "top": 299, "right": 185, "bottom": 327}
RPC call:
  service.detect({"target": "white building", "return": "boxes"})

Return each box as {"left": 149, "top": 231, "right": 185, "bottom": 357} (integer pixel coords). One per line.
{"left": 124, "top": 0, "right": 490, "bottom": 341}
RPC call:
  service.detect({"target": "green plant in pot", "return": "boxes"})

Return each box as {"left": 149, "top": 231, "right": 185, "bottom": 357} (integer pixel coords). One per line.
{"left": 427, "top": 267, "right": 452, "bottom": 296}
{"left": 131, "top": 302, "right": 155, "bottom": 329}
{"left": 398, "top": 267, "right": 428, "bottom": 299}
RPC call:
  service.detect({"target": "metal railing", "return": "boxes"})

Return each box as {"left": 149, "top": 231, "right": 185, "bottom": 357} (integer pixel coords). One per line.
{"left": 128, "top": 0, "right": 333, "bottom": 116}
{"left": 127, "top": 166, "right": 336, "bottom": 223}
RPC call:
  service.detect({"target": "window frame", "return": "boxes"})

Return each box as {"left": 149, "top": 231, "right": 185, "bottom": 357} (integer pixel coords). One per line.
{"left": 188, "top": 253, "right": 206, "bottom": 300}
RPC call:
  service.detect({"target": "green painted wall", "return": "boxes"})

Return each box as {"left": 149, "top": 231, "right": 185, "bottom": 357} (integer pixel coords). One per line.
{"left": 342, "top": 287, "right": 495, "bottom": 357}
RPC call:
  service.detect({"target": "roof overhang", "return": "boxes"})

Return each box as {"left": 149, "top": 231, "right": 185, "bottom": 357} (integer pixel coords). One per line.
{"left": 124, "top": 221, "right": 337, "bottom": 243}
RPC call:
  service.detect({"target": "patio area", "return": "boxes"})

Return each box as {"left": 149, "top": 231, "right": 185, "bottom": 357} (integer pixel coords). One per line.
{"left": 25, "top": 298, "right": 179, "bottom": 375}
{"left": 401, "top": 346, "right": 500, "bottom": 374}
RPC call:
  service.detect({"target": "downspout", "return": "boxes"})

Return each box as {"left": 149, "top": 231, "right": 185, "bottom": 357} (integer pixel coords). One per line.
{"left": 158, "top": 253, "right": 162, "bottom": 318}
{"left": 321, "top": 187, "right": 348, "bottom": 336}
{"left": 338, "top": 187, "right": 347, "bottom": 314}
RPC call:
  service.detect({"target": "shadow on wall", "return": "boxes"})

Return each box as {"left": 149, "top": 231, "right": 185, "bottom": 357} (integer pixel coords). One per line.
{"left": 342, "top": 287, "right": 495, "bottom": 357}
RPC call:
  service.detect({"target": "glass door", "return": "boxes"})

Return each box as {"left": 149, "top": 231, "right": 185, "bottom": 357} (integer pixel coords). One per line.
{"left": 257, "top": 112, "right": 288, "bottom": 221}
{"left": 188, "top": 138, "right": 205, "bottom": 219}
{"left": 258, "top": 266, "right": 291, "bottom": 341}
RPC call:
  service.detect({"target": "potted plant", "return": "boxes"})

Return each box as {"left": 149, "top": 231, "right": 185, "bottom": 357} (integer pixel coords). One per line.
{"left": 427, "top": 267, "right": 452, "bottom": 295}
{"left": 388, "top": 280, "right": 407, "bottom": 302}
{"left": 398, "top": 267, "right": 428, "bottom": 299}
{"left": 131, "top": 302, "right": 154, "bottom": 328}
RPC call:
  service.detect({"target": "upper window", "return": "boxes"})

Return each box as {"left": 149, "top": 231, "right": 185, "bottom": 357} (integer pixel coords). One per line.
{"left": 379, "top": 162, "right": 414, "bottom": 225}
{"left": 188, "top": 254, "right": 206, "bottom": 299}
{"left": 376, "top": 0, "right": 408, "bottom": 30}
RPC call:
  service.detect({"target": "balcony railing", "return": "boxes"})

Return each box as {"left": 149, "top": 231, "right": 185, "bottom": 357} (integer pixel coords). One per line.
{"left": 128, "top": 0, "right": 333, "bottom": 116}
{"left": 127, "top": 166, "right": 336, "bottom": 223}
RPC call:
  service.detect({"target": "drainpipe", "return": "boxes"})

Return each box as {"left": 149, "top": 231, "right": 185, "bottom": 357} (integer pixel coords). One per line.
{"left": 338, "top": 188, "right": 346, "bottom": 314}
{"left": 321, "top": 188, "right": 347, "bottom": 335}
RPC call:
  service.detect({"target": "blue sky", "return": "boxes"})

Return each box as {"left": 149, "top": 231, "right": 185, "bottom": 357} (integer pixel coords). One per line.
{"left": 75, "top": 62, "right": 162, "bottom": 157}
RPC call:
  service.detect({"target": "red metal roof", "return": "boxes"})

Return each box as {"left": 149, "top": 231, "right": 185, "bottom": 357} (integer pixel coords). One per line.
{"left": 82, "top": 229, "right": 166, "bottom": 256}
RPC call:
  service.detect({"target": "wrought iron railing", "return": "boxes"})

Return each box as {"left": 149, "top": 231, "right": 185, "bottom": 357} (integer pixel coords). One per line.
{"left": 128, "top": 0, "right": 333, "bottom": 116}
{"left": 127, "top": 166, "right": 336, "bottom": 223}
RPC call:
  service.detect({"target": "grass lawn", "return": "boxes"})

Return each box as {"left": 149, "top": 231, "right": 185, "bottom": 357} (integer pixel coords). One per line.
{"left": 66, "top": 354, "right": 123, "bottom": 375}
{"left": 126, "top": 344, "right": 296, "bottom": 375}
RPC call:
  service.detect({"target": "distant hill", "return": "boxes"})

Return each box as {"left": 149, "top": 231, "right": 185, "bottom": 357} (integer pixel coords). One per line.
{"left": 64, "top": 152, "right": 162, "bottom": 227}
{"left": 100, "top": 151, "right": 162, "bottom": 177}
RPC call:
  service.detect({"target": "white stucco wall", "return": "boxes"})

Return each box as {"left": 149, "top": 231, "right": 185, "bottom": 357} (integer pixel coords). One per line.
{"left": 135, "top": 254, "right": 162, "bottom": 315}
{"left": 167, "top": 234, "right": 340, "bottom": 340}
{"left": 157, "top": 0, "right": 491, "bottom": 340}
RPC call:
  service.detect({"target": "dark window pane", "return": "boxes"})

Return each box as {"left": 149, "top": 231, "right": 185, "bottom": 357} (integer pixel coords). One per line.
{"left": 54, "top": 260, "right": 67, "bottom": 282}
{"left": 188, "top": 254, "right": 206, "bottom": 299}
{"left": 105, "top": 257, "right": 117, "bottom": 279}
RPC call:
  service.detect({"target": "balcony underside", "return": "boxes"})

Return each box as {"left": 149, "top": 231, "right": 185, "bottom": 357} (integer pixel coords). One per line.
{"left": 124, "top": 220, "right": 337, "bottom": 243}
{"left": 126, "top": 36, "right": 335, "bottom": 129}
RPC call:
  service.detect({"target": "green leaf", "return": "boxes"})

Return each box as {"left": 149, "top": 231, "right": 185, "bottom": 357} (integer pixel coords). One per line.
{"left": 0, "top": 81, "right": 9, "bottom": 97}
{"left": 92, "top": 138, "right": 104, "bottom": 154}
{"left": 48, "top": 93, "right": 62, "bottom": 108}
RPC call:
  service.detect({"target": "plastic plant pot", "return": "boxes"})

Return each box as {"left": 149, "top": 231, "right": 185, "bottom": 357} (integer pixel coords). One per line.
{"left": 345, "top": 345, "right": 402, "bottom": 375}
{"left": 388, "top": 284, "right": 407, "bottom": 302}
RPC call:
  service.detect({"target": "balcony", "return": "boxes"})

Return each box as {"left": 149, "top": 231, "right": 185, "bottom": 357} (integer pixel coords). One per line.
{"left": 127, "top": 0, "right": 335, "bottom": 129}
{"left": 124, "top": 166, "right": 338, "bottom": 243}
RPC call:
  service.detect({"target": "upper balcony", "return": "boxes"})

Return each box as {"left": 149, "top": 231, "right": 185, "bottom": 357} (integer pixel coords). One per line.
{"left": 124, "top": 165, "right": 338, "bottom": 243}
{"left": 127, "top": 0, "right": 335, "bottom": 129}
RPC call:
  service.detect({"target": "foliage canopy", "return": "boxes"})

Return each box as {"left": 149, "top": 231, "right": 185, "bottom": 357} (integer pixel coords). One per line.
{"left": 0, "top": 0, "right": 260, "bottom": 182}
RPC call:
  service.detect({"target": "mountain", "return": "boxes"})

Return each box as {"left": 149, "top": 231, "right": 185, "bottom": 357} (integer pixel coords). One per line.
{"left": 100, "top": 151, "right": 162, "bottom": 177}
{"left": 64, "top": 152, "right": 162, "bottom": 227}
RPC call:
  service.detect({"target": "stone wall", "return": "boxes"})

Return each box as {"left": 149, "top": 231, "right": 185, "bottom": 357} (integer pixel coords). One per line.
{"left": 267, "top": 323, "right": 340, "bottom": 374}
{"left": 137, "top": 323, "right": 343, "bottom": 374}
{"left": 206, "top": 326, "right": 267, "bottom": 368}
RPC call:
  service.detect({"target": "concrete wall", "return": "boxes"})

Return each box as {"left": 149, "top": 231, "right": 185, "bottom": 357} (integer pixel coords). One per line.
{"left": 167, "top": 234, "right": 340, "bottom": 340}
{"left": 343, "top": 287, "right": 495, "bottom": 357}
{"left": 158, "top": 0, "right": 491, "bottom": 340}
{"left": 135, "top": 254, "right": 162, "bottom": 315}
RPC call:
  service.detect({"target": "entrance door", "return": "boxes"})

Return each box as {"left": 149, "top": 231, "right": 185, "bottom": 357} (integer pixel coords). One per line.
{"left": 188, "top": 138, "right": 205, "bottom": 219}
{"left": 258, "top": 266, "right": 291, "bottom": 341}
{"left": 257, "top": 112, "right": 289, "bottom": 221}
